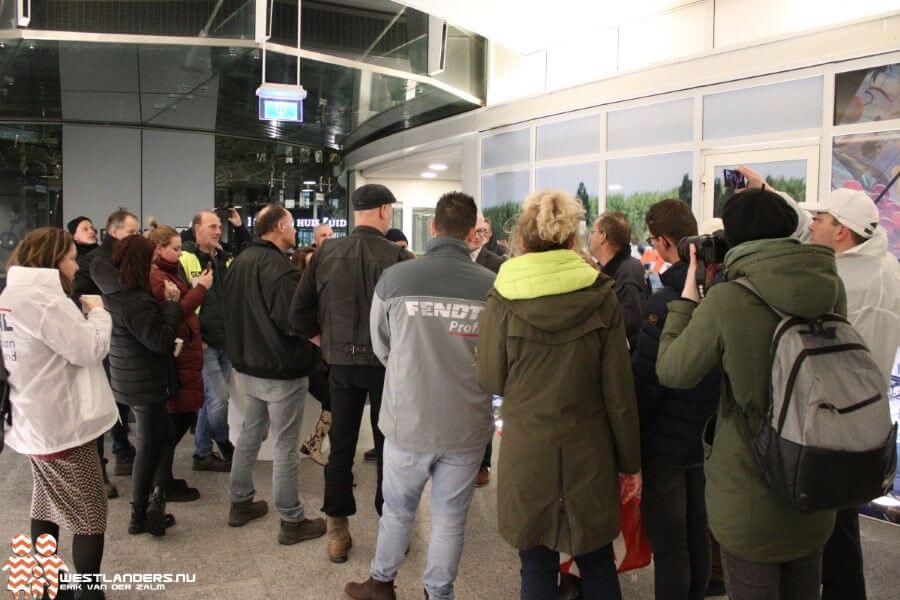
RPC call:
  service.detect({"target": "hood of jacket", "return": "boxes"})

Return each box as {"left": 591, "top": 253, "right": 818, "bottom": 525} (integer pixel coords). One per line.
{"left": 724, "top": 237, "right": 841, "bottom": 318}
{"left": 6, "top": 266, "right": 65, "bottom": 295}
{"left": 492, "top": 250, "right": 610, "bottom": 333}
{"left": 90, "top": 256, "right": 126, "bottom": 296}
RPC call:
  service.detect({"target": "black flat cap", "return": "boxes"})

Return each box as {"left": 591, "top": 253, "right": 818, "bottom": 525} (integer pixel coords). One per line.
{"left": 351, "top": 184, "right": 397, "bottom": 210}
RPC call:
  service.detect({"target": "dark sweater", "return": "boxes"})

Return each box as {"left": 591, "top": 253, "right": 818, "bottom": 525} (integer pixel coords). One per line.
{"left": 631, "top": 260, "right": 720, "bottom": 467}
{"left": 600, "top": 248, "right": 649, "bottom": 350}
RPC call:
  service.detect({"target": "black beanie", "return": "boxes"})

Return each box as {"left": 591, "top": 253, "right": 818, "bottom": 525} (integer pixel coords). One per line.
{"left": 385, "top": 228, "right": 408, "bottom": 244}
{"left": 722, "top": 187, "right": 798, "bottom": 248}
{"left": 67, "top": 216, "right": 91, "bottom": 235}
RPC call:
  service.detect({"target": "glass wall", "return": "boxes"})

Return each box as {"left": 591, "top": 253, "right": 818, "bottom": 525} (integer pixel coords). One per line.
{"left": 0, "top": 125, "right": 62, "bottom": 287}
{"left": 607, "top": 153, "right": 692, "bottom": 244}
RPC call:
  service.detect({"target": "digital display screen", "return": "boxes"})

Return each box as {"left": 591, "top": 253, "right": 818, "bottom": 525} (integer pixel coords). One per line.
{"left": 259, "top": 98, "right": 303, "bottom": 122}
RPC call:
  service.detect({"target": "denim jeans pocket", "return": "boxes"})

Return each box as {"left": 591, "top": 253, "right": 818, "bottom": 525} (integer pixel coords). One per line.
{"left": 440, "top": 449, "right": 483, "bottom": 468}
{"left": 387, "top": 446, "right": 421, "bottom": 470}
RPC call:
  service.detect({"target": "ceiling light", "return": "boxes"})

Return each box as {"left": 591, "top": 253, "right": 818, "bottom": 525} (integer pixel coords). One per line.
{"left": 303, "top": 180, "right": 316, "bottom": 185}
{"left": 607, "top": 184, "right": 623, "bottom": 191}
{"left": 421, "top": 172, "right": 437, "bottom": 179}
{"left": 428, "top": 163, "right": 448, "bottom": 171}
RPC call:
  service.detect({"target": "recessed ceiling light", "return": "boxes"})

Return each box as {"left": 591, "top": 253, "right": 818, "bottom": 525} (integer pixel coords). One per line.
{"left": 303, "top": 180, "right": 316, "bottom": 185}
{"left": 421, "top": 172, "right": 437, "bottom": 179}
{"left": 428, "top": 163, "right": 448, "bottom": 171}
{"left": 607, "top": 184, "right": 623, "bottom": 191}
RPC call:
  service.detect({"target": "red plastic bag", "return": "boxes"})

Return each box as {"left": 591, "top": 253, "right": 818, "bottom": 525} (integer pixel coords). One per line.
{"left": 560, "top": 497, "right": 652, "bottom": 575}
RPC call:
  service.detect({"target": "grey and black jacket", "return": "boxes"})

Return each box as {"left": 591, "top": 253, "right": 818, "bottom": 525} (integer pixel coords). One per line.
{"left": 370, "top": 237, "right": 496, "bottom": 454}
{"left": 291, "top": 225, "right": 411, "bottom": 366}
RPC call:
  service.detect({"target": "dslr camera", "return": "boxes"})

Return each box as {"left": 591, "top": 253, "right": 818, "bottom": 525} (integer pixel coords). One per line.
{"left": 677, "top": 230, "right": 728, "bottom": 265}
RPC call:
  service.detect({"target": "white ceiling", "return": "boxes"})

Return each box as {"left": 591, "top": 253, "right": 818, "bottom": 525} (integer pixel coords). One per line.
{"left": 395, "top": 0, "right": 696, "bottom": 54}
{"left": 362, "top": 145, "right": 463, "bottom": 180}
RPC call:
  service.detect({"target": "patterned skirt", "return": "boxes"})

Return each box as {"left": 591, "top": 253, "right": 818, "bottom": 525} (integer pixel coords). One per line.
{"left": 30, "top": 442, "right": 107, "bottom": 535}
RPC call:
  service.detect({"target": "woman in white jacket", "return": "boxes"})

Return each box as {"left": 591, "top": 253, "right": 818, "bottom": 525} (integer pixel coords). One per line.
{"left": 0, "top": 227, "right": 119, "bottom": 600}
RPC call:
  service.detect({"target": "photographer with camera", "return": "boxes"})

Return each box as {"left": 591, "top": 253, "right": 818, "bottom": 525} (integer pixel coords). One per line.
{"left": 656, "top": 188, "right": 846, "bottom": 600}
{"left": 630, "top": 199, "right": 720, "bottom": 600}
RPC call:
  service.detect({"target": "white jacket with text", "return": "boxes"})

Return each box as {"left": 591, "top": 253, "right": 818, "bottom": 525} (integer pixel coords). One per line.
{"left": 0, "top": 266, "right": 118, "bottom": 455}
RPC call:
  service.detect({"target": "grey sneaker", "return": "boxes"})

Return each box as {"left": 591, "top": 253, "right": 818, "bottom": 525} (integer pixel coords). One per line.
{"left": 278, "top": 517, "right": 326, "bottom": 545}
{"left": 192, "top": 452, "right": 231, "bottom": 472}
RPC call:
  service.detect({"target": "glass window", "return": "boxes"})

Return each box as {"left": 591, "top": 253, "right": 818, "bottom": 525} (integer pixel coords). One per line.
{"left": 703, "top": 77, "right": 823, "bottom": 139}
{"left": 0, "top": 125, "right": 62, "bottom": 288}
{"left": 832, "top": 131, "right": 900, "bottom": 257}
{"left": 412, "top": 208, "right": 435, "bottom": 254}
{"left": 481, "top": 170, "right": 529, "bottom": 243}
{"left": 536, "top": 116, "right": 601, "bottom": 161}
{"left": 712, "top": 160, "right": 807, "bottom": 217}
{"left": 608, "top": 98, "right": 694, "bottom": 151}
{"left": 835, "top": 64, "right": 899, "bottom": 126}
{"left": 481, "top": 129, "right": 530, "bottom": 170}
{"left": 392, "top": 206, "right": 403, "bottom": 230}
{"left": 605, "top": 152, "right": 693, "bottom": 245}
{"left": 536, "top": 162, "right": 600, "bottom": 225}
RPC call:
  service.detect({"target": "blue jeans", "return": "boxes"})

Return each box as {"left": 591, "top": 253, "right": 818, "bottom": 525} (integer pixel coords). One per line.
{"left": 370, "top": 439, "right": 482, "bottom": 600}
{"left": 519, "top": 544, "right": 621, "bottom": 600}
{"left": 229, "top": 374, "right": 308, "bottom": 522}
{"left": 196, "top": 346, "right": 232, "bottom": 457}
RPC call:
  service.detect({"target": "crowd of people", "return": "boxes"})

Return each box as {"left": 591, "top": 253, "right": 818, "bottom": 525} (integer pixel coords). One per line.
{"left": 0, "top": 166, "right": 897, "bottom": 600}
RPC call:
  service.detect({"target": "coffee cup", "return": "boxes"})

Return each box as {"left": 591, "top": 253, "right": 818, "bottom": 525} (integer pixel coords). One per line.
{"left": 174, "top": 338, "right": 184, "bottom": 358}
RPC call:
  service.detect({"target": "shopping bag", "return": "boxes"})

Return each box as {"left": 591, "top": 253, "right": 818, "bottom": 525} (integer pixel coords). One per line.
{"left": 560, "top": 496, "right": 652, "bottom": 576}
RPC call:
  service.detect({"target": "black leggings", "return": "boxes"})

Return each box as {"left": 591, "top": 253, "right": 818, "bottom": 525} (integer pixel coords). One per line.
{"left": 31, "top": 519, "right": 104, "bottom": 593}
{"left": 164, "top": 411, "right": 196, "bottom": 482}
{"left": 131, "top": 404, "right": 175, "bottom": 507}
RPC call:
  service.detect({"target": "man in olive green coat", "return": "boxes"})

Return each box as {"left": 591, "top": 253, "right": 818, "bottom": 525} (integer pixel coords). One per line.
{"left": 657, "top": 188, "right": 845, "bottom": 600}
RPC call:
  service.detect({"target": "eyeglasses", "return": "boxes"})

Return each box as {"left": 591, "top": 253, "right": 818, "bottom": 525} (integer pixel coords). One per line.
{"left": 646, "top": 235, "right": 662, "bottom": 246}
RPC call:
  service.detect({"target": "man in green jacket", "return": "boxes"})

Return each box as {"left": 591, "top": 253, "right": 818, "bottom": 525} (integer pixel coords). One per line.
{"left": 657, "top": 188, "right": 845, "bottom": 600}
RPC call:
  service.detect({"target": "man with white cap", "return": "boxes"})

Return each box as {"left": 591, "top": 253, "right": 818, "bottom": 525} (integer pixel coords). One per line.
{"left": 801, "top": 188, "right": 899, "bottom": 600}
{"left": 800, "top": 188, "right": 900, "bottom": 386}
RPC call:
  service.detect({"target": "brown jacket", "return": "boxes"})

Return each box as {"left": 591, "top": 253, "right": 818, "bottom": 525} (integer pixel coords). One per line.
{"left": 476, "top": 249, "right": 641, "bottom": 555}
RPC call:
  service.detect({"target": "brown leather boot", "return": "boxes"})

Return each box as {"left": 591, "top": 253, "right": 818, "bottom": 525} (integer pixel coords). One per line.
{"left": 327, "top": 516, "right": 352, "bottom": 563}
{"left": 343, "top": 578, "right": 396, "bottom": 600}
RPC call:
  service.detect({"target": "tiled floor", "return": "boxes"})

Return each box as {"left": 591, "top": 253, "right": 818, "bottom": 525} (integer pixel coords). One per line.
{"left": 0, "top": 403, "right": 897, "bottom": 599}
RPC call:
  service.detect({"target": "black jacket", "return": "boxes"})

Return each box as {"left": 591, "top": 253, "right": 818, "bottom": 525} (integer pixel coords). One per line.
{"left": 484, "top": 236, "right": 506, "bottom": 257}
{"left": 224, "top": 239, "right": 314, "bottom": 380}
{"left": 631, "top": 260, "right": 720, "bottom": 467}
{"left": 73, "top": 235, "right": 115, "bottom": 302}
{"left": 91, "top": 257, "right": 181, "bottom": 406}
{"left": 291, "top": 225, "right": 411, "bottom": 366}
{"left": 600, "top": 248, "right": 650, "bottom": 350}
{"left": 475, "top": 247, "right": 505, "bottom": 273}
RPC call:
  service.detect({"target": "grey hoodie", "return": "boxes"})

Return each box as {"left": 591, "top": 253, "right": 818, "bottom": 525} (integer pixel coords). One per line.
{"left": 370, "top": 237, "right": 496, "bottom": 454}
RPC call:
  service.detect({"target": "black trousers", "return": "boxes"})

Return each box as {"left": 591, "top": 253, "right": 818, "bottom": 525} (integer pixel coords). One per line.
{"left": 95, "top": 402, "right": 134, "bottom": 464}
{"left": 482, "top": 439, "right": 492, "bottom": 469}
{"left": 131, "top": 404, "right": 176, "bottom": 507}
{"left": 721, "top": 547, "right": 822, "bottom": 600}
{"left": 641, "top": 460, "right": 711, "bottom": 600}
{"left": 322, "top": 364, "right": 385, "bottom": 518}
{"left": 821, "top": 507, "right": 867, "bottom": 600}
{"left": 519, "top": 544, "right": 621, "bottom": 600}
{"left": 308, "top": 359, "right": 331, "bottom": 411}
{"left": 164, "top": 411, "right": 196, "bottom": 483}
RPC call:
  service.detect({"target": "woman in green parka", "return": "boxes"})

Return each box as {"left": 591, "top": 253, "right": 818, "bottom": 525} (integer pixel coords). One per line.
{"left": 476, "top": 190, "right": 642, "bottom": 600}
{"left": 657, "top": 187, "right": 844, "bottom": 600}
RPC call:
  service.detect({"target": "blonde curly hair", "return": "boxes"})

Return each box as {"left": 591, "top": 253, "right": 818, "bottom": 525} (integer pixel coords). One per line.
{"left": 510, "top": 189, "right": 585, "bottom": 254}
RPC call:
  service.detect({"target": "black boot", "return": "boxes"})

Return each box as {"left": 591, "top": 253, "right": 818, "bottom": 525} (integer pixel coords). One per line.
{"left": 216, "top": 439, "right": 235, "bottom": 464}
{"left": 145, "top": 486, "right": 169, "bottom": 537}
{"left": 128, "top": 502, "right": 147, "bottom": 535}
{"left": 164, "top": 478, "right": 200, "bottom": 502}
